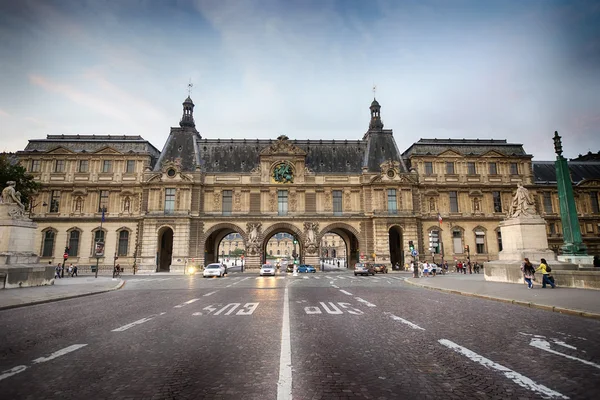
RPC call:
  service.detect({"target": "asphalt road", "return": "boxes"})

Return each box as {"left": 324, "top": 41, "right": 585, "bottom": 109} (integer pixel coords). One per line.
{"left": 1, "top": 270, "right": 599, "bottom": 399}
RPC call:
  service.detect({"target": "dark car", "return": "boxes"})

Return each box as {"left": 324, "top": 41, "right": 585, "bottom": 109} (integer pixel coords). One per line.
{"left": 286, "top": 264, "right": 294, "bottom": 273}
{"left": 373, "top": 264, "right": 388, "bottom": 274}
{"left": 354, "top": 263, "right": 375, "bottom": 276}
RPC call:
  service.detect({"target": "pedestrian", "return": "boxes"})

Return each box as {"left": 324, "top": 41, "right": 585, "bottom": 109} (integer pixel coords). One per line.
{"left": 456, "top": 261, "right": 462, "bottom": 274}
{"left": 68, "top": 263, "right": 73, "bottom": 277}
{"left": 337, "top": 260, "right": 340, "bottom": 268}
{"left": 54, "top": 264, "right": 61, "bottom": 279}
{"left": 521, "top": 258, "right": 535, "bottom": 289}
{"left": 443, "top": 261, "right": 449, "bottom": 274}
{"left": 423, "top": 261, "right": 429, "bottom": 277}
{"left": 72, "top": 264, "right": 78, "bottom": 277}
{"left": 412, "top": 261, "right": 418, "bottom": 278}
{"left": 467, "top": 260, "right": 472, "bottom": 274}
{"left": 431, "top": 262, "right": 437, "bottom": 277}
{"left": 535, "top": 258, "right": 555, "bottom": 288}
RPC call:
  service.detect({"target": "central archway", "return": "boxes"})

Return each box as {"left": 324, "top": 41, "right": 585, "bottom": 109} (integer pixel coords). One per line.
{"left": 388, "top": 225, "right": 403, "bottom": 268}
{"left": 260, "top": 223, "right": 304, "bottom": 266}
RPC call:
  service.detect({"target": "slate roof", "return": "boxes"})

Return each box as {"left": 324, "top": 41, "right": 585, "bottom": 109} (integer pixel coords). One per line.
{"left": 402, "top": 139, "right": 530, "bottom": 158}
{"left": 533, "top": 161, "right": 600, "bottom": 185}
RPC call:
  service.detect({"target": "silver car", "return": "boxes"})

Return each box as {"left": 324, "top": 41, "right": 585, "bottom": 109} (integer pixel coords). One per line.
{"left": 203, "top": 263, "right": 226, "bottom": 278}
{"left": 259, "top": 264, "right": 276, "bottom": 276}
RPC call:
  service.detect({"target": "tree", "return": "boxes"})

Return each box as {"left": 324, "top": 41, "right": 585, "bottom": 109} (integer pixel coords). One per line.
{"left": 0, "top": 153, "right": 40, "bottom": 208}
{"left": 231, "top": 248, "right": 245, "bottom": 258}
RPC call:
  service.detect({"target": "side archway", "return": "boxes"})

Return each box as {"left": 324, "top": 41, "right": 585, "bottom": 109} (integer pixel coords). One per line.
{"left": 202, "top": 223, "right": 246, "bottom": 266}
{"left": 157, "top": 225, "right": 174, "bottom": 272}
{"left": 388, "top": 224, "right": 403, "bottom": 267}
{"left": 317, "top": 222, "right": 361, "bottom": 268}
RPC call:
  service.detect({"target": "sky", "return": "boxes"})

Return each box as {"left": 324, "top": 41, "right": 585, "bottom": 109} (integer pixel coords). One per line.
{"left": 0, "top": 0, "right": 599, "bottom": 160}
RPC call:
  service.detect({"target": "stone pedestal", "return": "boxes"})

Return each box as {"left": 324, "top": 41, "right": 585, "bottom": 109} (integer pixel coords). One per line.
{"left": 557, "top": 255, "right": 595, "bottom": 267}
{"left": 244, "top": 254, "right": 261, "bottom": 271}
{"left": 497, "top": 216, "right": 556, "bottom": 263}
{"left": 303, "top": 254, "right": 320, "bottom": 270}
{"left": 1, "top": 203, "right": 54, "bottom": 288}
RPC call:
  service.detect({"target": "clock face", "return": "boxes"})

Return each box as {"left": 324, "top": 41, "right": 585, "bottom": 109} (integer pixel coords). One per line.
{"left": 387, "top": 169, "right": 395, "bottom": 178}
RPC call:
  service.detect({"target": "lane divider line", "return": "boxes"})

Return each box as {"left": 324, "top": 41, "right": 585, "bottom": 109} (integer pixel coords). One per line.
{"left": 174, "top": 298, "right": 200, "bottom": 308}
{"left": 111, "top": 312, "right": 166, "bottom": 332}
{"left": 203, "top": 291, "right": 217, "bottom": 297}
{"left": 1, "top": 344, "right": 88, "bottom": 382}
{"left": 355, "top": 297, "right": 376, "bottom": 307}
{"left": 0, "top": 365, "right": 27, "bottom": 382}
{"left": 339, "top": 290, "right": 353, "bottom": 296}
{"left": 277, "top": 285, "right": 292, "bottom": 400}
{"left": 529, "top": 338, "right": 600, "bottom": 370}
{"left": 439, "top": 339, "right": 569, "bottom": 400}
{"left": 384, "top": 312, "right": 425, "bottom": 330}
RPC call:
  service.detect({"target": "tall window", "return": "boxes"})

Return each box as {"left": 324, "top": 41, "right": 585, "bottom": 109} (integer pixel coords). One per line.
{"left": 467, "top": 162, "right": 476, "bottom": 175}
{"left": 42, "top": 230, "right": 55, "bottom": 257}
{"left": 549, "top": 223, "right": 556, "bottom": 235}
{"left": 126, "top": 160, "right": 136, "bottom": 174}
{"left": 164, "top": 188, "right": 175, "bottom": 214}
{"left": 590, "top": 191, "right": 599, "bottom": 213}
{"left": 452, "top": 230, "right": 463, "bottom": 254}
{"left": 509, "top": 163, "right": 519, "bottom": 175}
{"left": 222, "top": 190, "right": 232, "bottom": 216}
{"left": 387, "top": 189, "right": 398, "bottom": 214}
{"left": 446, "top": 162, "right": 455, "bottom": 174}
{"left": 68, "top": 230, "right": 80, "bottom": 256}
{"left": 31, "top": 159, "right": 41, "bottom": 172}
{"left": 424, "top": 162, "right": 433, "bottom": 175}
{"left": 543, "top": 192, "right": 553, "bottom": 213}
{"left": 449, "top": 191, "right": 459, "bottom": 213}
{"left": 55, "top": 160, "right": 65, "bottom": 172}
{"left": 492, "top": 191, "right": 502, "bottom": 213}
{"left": 278, "top": 190, "right": 288, "bottom": 216}
{"left": 118, "top": 231, "right": 129, "bottom": 256}
{"left": 79, "top": 160, "right": 89, "bottom": 173}
{"left": 333, "top": 190, "right": 343, "bottom": 216}
{"left": 98, "top": 190, "right": 109, "bottom": 212}
{"left": 94, "top": 230, "right": 105, "bottom": 246}
{"left": 496, "top": 230, "right": 502, "bottom": 252}
{"left": 475, "top": 230, "right": 486, "bottom": 253}
{"left": 102, "top": 160, "right": 112, "bottom": 173}
{"left": 50, "top": 191, "right": 60, "bottom": 212}
{"left": 489, "top": 162, "right": 498, "bottom": 175}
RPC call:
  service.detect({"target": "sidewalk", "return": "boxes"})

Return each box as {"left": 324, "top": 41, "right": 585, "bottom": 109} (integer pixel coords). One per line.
{"left": 404, "top": 272, "right": 600, "bottom": 319}
{"left": 0, "top": 277, "right": 124, "bottom": 310}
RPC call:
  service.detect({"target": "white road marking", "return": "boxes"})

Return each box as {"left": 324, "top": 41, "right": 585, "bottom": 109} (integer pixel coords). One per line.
{"left": 174, "top": 298, "right": 200, "bottom": 308}
{"left": 355, "top": 297, "right": 376, "bottom": 307}
{"left": 111, "top": 313, "right": 165, "bottom": 332}
{"left": 347, "top": 276, "right": 357, "bottom": 280}
{"left": 277, "top": 285, "right": 292, "bottom": 400}
{"left": 303, "top": 276, "right": 309, "bottom": 279}
{"left": 439, "top": 339, "right": 569, "bottom": 399}
{"left": 385, "top": 312, "right": 425, "bottom": 330}
{"left": 331, "top": 284, "right": 339, "bottom": 289}
{"left": 203, "top": 291, "right": 217, "bottom": 297}
{"left": 314, "top": 276, "right": 320, "bottom": 279}
{"left": 236, "top": 303, "right": 260, "bottom": 315}
{"left": 304, "top": 306, "right": 322, "bottom": 314}
{"left": 214, "top": 303, "right": 241, "bottom": 315}
{"left": 320, "top": 302, "right": 343, "bottom": 314}
{"left": 32, "top": 344, "right": 88, "bottom": 364}
{"left": 192, "top": 312, "right": 203, "bottom": 316}
{"left": 338, "top": 302, "right": 364, "bottom": 315}
{"left": 0, "top": 365, "right": 27, "bottom": 382}
{"left": 339, "top": 290, "right": 353, "bottom": 296}
{"left": 329, "top": 281, "right": 335, "bottom": 285}
{"left": 530, "top": 338, "right": 600, "bottom": 370}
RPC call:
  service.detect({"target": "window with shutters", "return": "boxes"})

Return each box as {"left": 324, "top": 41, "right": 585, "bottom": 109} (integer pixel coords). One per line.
{"left": 31, "top": 159, "right": 41, "bottom": 172}
{"left": 250, "top": 193, "right": 261, "bottom": 213}
{"left": 510, "top": 163, "right": 519, "bottom": 175}
{"left": 68, "top": 230, "right": 80, "bottom": 257}
{"left": 126, "top": 160, "right": 135, "bottom": 173}
{"left": 449, "top": 191, "right": 459, "bottom": 212}
{"left": 305, "top": 192, "right": 316, "bottom": 213}
{"left": 446, "top": 162, "right": 455, "bottom": 175}
{"left": 467, "top": 162, "right": 476, "bottom": 175}
{"left": 543, "top": 192, "right": 553, "bottom": 213}
{"left": 475, "top": 230, "right": 486, "bottom": 253}
{"left": 387, "top": 189, "right": 397, "bottom": 214}
{"left": 492, "top": 191, "right": 502, "bottom": 213}
{"left": 79, "top": 160, "right": 89, "bottom": 173}
{"left": 278, "top": 190, "right": 288, "bottom": 216}
{"left": 333, "top": 190, "right": 342, "bottom": 216}
{"left": 222, "top": 190, "right": 232, "bottom": 216}
{"left": 164, "top": 188, "right": 175, "bottom": 214}
{"left": 102, "top": 160, "right": 112, "bottom": 173}
{"left": 55, "top": 160, "right": 65, "bottom": 172}
{"left": 424, "top": 162, "right": 433, "bottom": 175}
{"left": 489, "top": 162, "right": 498, "bottom": 175}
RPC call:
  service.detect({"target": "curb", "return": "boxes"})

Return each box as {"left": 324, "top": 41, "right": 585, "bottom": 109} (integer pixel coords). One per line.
{"left": 0, "top": 279, "right": 125, "bottom": 311}
{"left": 404, "top": 279, "right": 600, "bottom": 321}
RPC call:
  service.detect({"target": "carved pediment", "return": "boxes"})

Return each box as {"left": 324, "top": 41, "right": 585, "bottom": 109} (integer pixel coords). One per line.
{"left": 46, "top": 146, "right": 75, "bottom": 155}
{"left": 260, "top": 135, "right": 307, "bottom": 156}
{"left": 480, "top": 150, "right": 506, "bottom": 158}
{"left": 93, "top": 146, "right": 123, "bottom": 155}
{"left": 437, "top": 150, "right": 462, "bottom": 158}
{"left": 576, "top": 179, "right": 600, "bottom": 187}
{"left": 468, "top": 189, "right": 484, "bottom": 197}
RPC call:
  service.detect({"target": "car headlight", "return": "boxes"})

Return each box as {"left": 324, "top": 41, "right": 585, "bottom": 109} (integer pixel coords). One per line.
{"left": 188, "top": 266, "right": 196, "bottom": 274}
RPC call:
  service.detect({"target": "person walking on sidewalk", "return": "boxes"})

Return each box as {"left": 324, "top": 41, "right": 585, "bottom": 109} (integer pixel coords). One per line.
{"left": 535, "top": 258, "right": 555, "bottom": 288}
{"left": 412, "top": 261, "right": 418, "bottom": 278}
{"left": 72, "top": 264, "right": 78, "bottom": 277}
{"left": 54, "top": 264, "right": 61, "bottom": 279}
{"left": 521, "top": 258, "right": 535, "bottom": 289}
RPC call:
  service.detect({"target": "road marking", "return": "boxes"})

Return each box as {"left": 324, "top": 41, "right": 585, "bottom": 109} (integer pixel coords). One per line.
{"left": 304, "top": 306, "right": 322, "bottom": 314}
{"left": 277, "top": 285, "right": 292, "bottom": 400}
{"left": 111, "top": 313, "right": 165, "bottom": 332}
{"left": 174, "top": 298, "right": 200, "bottom": 308}
{"left": 236, "top": 303, "right": 260, "bottom": 315}
{"left": 529, "top": 338, "right": 600, "bottom": 370}
{"left": 203, "top": 291, "right": 217, "bottom": 297}
{"left": 347, "top": 276, "right": 357, "bottom": 280}
{"left": 303, "top": 276, "right": 309, "bottom": 279}
{"left": 32, "top": 344, "right": 88, "bottom": 364}
{"left": 314, "top": 276, "right": 320, "bottom": 279}
{"left": 340, "top": 290, "right": 353, "bottom": 296}
{"left": 320, "top": 302, "right": 343, "bottom": 314}
{"left": 331, "top": 284, "right": 339, "bottom": 288}
{"left": 226, "top": 276, "right": 251, "bottom": 287}
{"left": 338, "top": 302, "right": 364, "bottom": 315}
{"left": 355, "top": 297, "right": 376, "bottom": 307}
{"left": 385, "top": 312, "right": 425, "bottom": 330}
{"left": 439, "top": 339, "right": 569, "bottom": 399}
{"left": 0, "top": 365, "right": 27, "bottom": 382}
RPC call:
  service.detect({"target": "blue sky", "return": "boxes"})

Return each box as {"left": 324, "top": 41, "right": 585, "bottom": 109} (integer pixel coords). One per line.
{"left": 1, "top": 0, "right": 599, "bottom": 160}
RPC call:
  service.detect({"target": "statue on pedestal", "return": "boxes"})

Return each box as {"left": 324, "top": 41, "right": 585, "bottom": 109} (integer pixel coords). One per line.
{"left": 304, "top": 222, "right": 319, "bottom": 254}
{"left": 1, "top": 181, "right": 26, "bottom": 219}
{"left": 246, "top": 222, "right": 262, "bottom": 255}
{"left": 507, "top": 183, "right": 536, "bottom": 218}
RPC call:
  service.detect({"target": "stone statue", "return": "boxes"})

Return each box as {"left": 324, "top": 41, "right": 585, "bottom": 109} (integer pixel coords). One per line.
{"left": 1, "top": 181, "right": 25, "bottom": 209}
{"left": 246, "top": 222, "right": 262, "bottom": 255}
{"left": 508, "top": 183, "right": 536, "bottom": 218}
{"left": 304, "top": 222, "right": 319, "bottom": 254}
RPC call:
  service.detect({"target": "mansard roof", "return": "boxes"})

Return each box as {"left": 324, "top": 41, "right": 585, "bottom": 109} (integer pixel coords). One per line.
{"left": 21, "top": 135, "right": 160, "bottom": 155}
{"left": 533, "top": 161, "right": 600, "bottom": 185}
{"left": 402, "top": 138, "right": 530, "bottom": 158}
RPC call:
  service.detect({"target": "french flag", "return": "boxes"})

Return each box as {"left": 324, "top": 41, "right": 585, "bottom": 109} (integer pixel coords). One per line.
{"left": 437, "top": 213, "right": 443, "bottom": 223}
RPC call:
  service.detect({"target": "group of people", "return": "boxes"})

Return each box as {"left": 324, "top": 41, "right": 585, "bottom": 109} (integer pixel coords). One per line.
{"left": 410, "top": 260, "right": 485, "bottom": 278}
{"left": 53, "top": 262, "right": 78, "bottom": 279}
{"left": 455, "top": 260, "right": 482, "bottom": 274}
{"left": 521, "top": 257, "right": 555, "bottom": 289}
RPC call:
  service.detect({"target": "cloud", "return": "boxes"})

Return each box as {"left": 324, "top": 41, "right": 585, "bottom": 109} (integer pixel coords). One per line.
{"left": 0, "top": 109, "right": 9, "bottom": 117}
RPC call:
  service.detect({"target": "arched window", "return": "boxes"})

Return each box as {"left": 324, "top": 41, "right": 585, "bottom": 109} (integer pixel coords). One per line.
{"left": 42, "top": 229, "right": 56, "bottom": 257}
{"left": 474, "top": 227, "right": 487, "bottom": 254}
{"left": 92, "top": 228, "right": 106, "bottom": 255}
{"left": 118, "top": 230, "right": 129, "bottom": 256}
{"left": 269, "top": 250, "right": 273, "bottom": 256}
{"left": 452, "top": 228, "right": 464, "bottom": 254}
{"left": 68, "top": 229, "right": 81, "bottom": 256}
{"left": 277, "top": 250, "right": 280, "bottom": 255}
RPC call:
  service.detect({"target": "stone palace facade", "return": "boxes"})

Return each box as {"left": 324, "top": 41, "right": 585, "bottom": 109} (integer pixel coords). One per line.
{"left": 15, "top": 96, "right": 600, "bottom": 272}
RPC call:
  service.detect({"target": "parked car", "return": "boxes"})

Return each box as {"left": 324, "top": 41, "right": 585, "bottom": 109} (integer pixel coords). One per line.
{"left": 373, "top": 264, "right": 388, "bottom": 274}
{"left": 203, "top": 263, "right": 226, "bottom": 278}
{"left": 260, "top": 264, "right": 276, "bottom": 276}
{"left": 354, "top": 263, "right": 375, "bottom": 276}
{"left": 297, "top": 265, "right": 316, "bottom": 273}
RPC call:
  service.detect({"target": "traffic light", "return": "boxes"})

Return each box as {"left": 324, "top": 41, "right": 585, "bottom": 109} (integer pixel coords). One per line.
{"left": 408, "top": 240, "right": 414, "bottom": 251}
{"left": 293, "top": 237, "right": 298, "bottom": 245}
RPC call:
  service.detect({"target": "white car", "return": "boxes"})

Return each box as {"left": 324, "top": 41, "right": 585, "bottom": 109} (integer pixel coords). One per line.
{"left": 260, "top": 264, "right": 276, "bottom": 276}
{"left": 203, "top": 263, "right": 226, "bottom": 278}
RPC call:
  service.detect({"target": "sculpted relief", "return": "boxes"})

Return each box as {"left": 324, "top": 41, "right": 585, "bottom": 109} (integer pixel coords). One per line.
{"left": 304, "top": 222, "right": 319, "bottom": 254}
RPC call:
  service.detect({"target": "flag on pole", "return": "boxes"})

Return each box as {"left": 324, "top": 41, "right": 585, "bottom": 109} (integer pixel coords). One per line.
{"left": 101, "top": 208, "right": 105, "bottom": 222}
{"left": 437, "top": 213, "right": 443, "bottom": 223}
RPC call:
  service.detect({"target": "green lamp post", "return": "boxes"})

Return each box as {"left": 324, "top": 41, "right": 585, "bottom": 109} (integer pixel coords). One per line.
{"left": 553, "top": 131, "right": 587, "bottom": 255}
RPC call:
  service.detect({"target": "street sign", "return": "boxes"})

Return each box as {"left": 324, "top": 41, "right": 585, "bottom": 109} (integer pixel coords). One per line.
{"left": 94, "top": 241, "right": 105, "bottom": 257}
{"left": 411, "top": 250, "right": 418, "bottom": 257}
{"left": 63, "top": 252, "right": 68, "bottom": 259}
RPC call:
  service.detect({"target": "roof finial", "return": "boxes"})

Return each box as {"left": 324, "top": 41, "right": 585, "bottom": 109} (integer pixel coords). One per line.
{"left": 372, "top": 84, "right": 377, "bottom": 99}
{"left": 187, "top": 79, "right": 193, "bottom": 97}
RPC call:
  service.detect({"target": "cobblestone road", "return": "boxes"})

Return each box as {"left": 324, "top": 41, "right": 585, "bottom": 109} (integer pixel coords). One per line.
{"left": 1, "top": 271, "right": 598, "bottom": 399}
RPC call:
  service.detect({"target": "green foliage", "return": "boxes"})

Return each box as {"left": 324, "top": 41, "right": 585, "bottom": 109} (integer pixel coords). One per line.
{"left": 0, "top": 153, "right": 40, "bottom": 207}
{"left": 230, "top": 248, "right": 245, "bottom": 257}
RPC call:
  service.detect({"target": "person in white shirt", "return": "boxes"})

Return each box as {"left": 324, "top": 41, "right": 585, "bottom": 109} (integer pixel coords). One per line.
{"left": 422, "top": 262, "right": 429, "bottom": 277}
